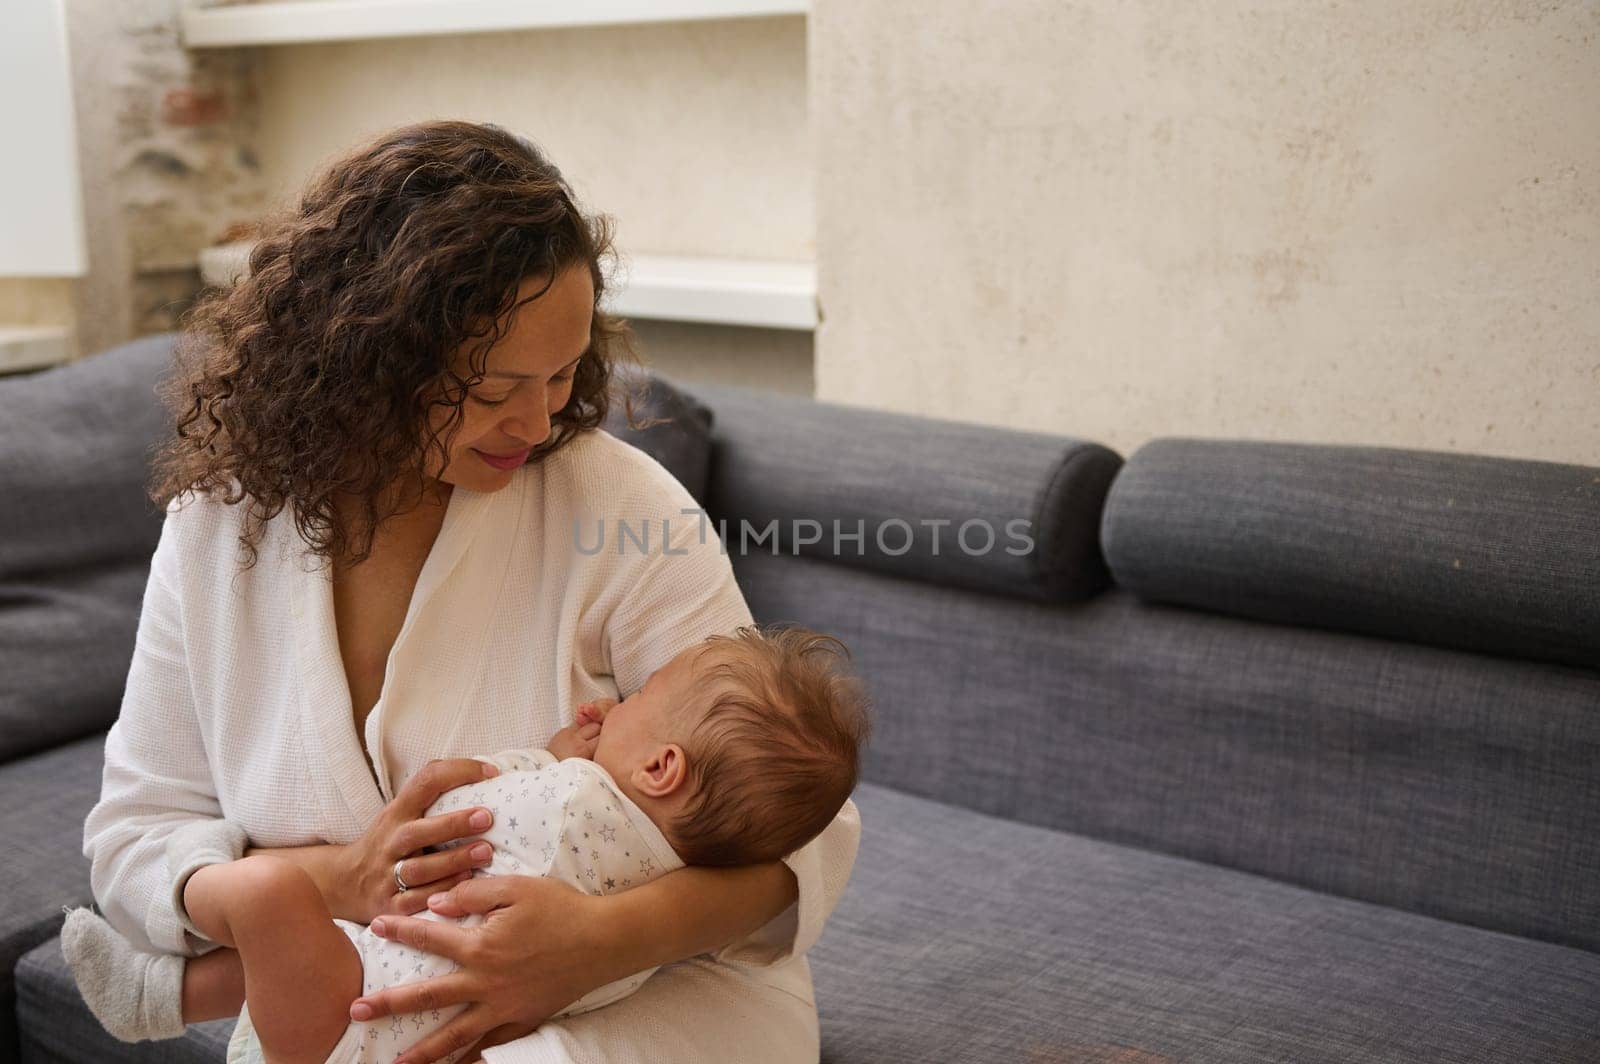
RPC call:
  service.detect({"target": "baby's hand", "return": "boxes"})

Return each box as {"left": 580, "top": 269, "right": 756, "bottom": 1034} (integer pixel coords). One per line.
{"left": 546, "top": 719, "right": 602, "bottom": 761}
{"left": 575, "top": 698, "right": 618, "bottom": 727}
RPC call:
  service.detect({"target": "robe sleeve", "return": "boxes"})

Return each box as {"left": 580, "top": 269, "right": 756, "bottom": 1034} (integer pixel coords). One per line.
{"left": 604, "top": 514, "right": 861, "bottom": 969}
{"left": 81, "top": 505, "right": 237, "bottom": 957}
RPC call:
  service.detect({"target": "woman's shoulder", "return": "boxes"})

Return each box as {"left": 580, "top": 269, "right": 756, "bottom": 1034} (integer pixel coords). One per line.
{"left": 158, "top": 483, "right": 242, "bottom": 549}
{"left": 156, "top": 481, "right": 297, "bottom": 575}
{"left": 537, "top": 429, "right": 702, "bottom": 521}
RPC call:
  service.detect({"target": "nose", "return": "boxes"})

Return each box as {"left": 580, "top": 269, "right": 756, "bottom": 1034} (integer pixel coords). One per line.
{"left": 501, "top": 382, "right": 556, "bottom": 446}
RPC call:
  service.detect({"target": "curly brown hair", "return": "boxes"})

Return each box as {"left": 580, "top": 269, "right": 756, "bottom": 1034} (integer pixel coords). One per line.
{"left": 152, "top": 119, "right": 637, "bottom": 567}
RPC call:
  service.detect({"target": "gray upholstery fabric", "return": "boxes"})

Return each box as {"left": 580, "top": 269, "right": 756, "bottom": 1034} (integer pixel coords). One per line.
{"left": 0, "top": 337, "right": 174, "bottom": 762}
{"left": 692, "top": 382, "right": 1121, "bottom": 602}
{"left": 600, "top": 370, "right": 714, "bottom": 505}
{"left": 0, "top": 735, "right": 107, "bottom": 1061}
{"left": 810, "top": 784, "right": 1600, "bottom": 1064}
{"left": 16, "top": 940, "right": 233, "bottom": 1063}
{"left": 1102, "top": 439, "right": 1600, "bottom": 671}
{"left": 733, "top": 550, "right": 1600, "bottom": 952}
{"left": 0, "top": 335, "right": 172, "bottom": 581}
{"left": 0, "top": 567, "right": 150, "bottom": 764}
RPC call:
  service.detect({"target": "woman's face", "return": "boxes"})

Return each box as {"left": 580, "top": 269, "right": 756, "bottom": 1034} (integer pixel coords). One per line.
{"left": 427, "top": 265, "right": 595, "bottom": 493}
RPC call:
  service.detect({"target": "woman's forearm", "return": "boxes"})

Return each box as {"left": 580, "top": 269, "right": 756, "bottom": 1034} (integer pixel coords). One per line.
{"left": 603, "top": 861, "right": 798, "bottom": 976}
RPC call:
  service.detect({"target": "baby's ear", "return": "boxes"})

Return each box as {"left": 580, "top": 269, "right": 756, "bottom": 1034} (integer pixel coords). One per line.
{"left": 634, "top": 743, "right": 689, "bottom": 798}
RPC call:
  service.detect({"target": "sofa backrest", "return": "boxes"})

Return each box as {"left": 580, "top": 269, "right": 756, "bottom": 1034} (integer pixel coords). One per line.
{"left": 691, "top": 382, "right": 1122, "bottom": 602}
{"left": 0, "top": 335, "right": 175, "bottom": 762}
{"left": 699, "top": 385, "right": 1600, "bottom": 954}
{"left": 1102, "top": 438, "right": 1600, "bottom": 670}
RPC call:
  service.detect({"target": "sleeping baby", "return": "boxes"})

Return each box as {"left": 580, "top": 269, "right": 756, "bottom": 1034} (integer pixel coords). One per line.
{"left": 62, "top": 624, "right": 869, "bottom": 1064}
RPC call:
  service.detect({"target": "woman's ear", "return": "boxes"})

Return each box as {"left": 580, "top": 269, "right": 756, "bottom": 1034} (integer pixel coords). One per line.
{"left": 632, "top": 744, "right": 688, "bottom": 799}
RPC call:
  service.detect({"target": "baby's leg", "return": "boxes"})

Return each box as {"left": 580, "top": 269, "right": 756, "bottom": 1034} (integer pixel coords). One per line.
{"left": 181, "top": 946, "right": 246, "bottom": 1022}
{"left": 184, "top": 856, "right": 360, "bottom": 1064}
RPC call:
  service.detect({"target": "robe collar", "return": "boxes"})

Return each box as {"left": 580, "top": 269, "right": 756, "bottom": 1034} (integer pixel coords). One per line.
{"left": 289, "top": 480, "right": 497, "bottom": 820}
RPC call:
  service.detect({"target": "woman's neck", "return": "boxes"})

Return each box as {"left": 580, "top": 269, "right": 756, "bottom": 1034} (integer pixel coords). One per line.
{"left": 331, "top": 477, "right": 454, "bottom": 568}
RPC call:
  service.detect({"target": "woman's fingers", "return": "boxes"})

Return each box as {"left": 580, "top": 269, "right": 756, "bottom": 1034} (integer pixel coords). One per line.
{"left": 397, "top": 758, "right": 499, "bottom": 817}
{"left": 385, "top": 871, "right": 473, "bottom": 917}
{"left": 391, "top": 842, "right": 494, "bottom": 904}
{"left": 350, "top": 965, "right": 475, "bottom": 1022}
{"left": 424, "top": 875, "right": 520, "bottom": 918}
{"left": 395, "top": 806, "right": 496, "bottom": 857}
{"left": 366, "top": 912, "right": 481, "bottom": 969}
{"left": 390, "top": 1002, "right": 500, "bottom": 1064}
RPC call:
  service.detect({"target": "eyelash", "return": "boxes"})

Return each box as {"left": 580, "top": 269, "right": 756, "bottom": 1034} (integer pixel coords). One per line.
{"left": 472, "top": 372, "right": 575, "bottom": 407}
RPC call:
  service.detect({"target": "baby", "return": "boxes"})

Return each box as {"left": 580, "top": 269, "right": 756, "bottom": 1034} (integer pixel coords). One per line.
{"left": 63, "top": 624, "right": 868, "bottom": 1064}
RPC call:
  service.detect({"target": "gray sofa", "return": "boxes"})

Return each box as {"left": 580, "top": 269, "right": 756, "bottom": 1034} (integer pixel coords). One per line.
{"left": 3, "top": 335, "right": 1597, "bottom": 1063}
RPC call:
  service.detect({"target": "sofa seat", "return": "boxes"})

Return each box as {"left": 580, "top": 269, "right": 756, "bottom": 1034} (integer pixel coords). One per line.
{"left": 808, "top": 784, "right": 1600, "bottom": 1064}
{"left": 16, "top": 779, "right": 1600, "bottom": 1063}
{"left": 0, "top": 735, "right": 108, "bottom": 1059}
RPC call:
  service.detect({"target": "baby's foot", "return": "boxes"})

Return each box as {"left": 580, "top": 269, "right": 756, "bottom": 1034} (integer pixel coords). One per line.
{"left": 59, "top": 907, "right": 185, "bottom": 1042}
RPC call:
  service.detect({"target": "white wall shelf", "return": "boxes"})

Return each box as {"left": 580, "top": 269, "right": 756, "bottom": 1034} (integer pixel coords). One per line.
{"left": 610, "top": 254, "right": 815, "bottom": 330}
{"left": 181, "top": 0, "right": 808, "bottom": 48}
{"left": 199, "top": 241, "right": 816, "bottom": 331}
{"left": 0, "top": 326, "right": 72, "bottom": 375}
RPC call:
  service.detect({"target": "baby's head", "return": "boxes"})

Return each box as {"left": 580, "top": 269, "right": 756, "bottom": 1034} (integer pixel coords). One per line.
{"left": 593, "top": 625, "right": 869, "bottom": 866}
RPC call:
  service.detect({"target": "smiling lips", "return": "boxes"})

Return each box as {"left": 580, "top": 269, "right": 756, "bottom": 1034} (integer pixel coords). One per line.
{"left": 474, "top": 448, "right": 531, "bottom": 471}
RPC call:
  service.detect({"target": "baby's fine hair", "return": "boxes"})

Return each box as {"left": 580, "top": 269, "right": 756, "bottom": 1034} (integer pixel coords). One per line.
{"left": 670, "top": 625, "right": 870, "bottom": 867}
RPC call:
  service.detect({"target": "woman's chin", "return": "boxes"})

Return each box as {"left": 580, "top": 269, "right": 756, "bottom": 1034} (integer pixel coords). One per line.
{"left": 441, "top": 459, "right": 522, "bottom": 494}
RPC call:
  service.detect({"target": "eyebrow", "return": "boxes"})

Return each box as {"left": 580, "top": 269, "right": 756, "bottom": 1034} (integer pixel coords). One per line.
{"left": 483, "top": 353, "right": 584, "bottom": 381}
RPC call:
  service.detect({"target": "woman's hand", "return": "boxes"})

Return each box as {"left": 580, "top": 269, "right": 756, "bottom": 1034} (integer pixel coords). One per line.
{"left": 348, "top": 876, "right": 622, "bottom": 1064}
{"left": 332, "top": 757, "right": 504, "bottom": 924}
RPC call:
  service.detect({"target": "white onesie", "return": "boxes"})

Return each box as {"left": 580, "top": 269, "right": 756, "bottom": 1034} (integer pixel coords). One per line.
{"left": 226, "top": 750, "right": 684, "bottom": 1064}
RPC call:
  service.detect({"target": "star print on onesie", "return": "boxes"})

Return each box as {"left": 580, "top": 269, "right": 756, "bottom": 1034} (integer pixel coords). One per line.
{"left": 235, "top": 751, "right": 685, "bottom": 1064}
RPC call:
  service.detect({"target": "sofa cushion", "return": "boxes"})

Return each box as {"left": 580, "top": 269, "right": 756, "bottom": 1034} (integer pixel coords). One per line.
{"left": 1101, "top": 439, "right": 1600, "bottom": 671}
{"left": 601, "top": 369, "right": 714, "bottom": 505}
{"left": 809, "top": 784, "right": 1600, "bottom": 1063}
{"left": 734, "top": 548, "right": 1600, "bottom": 952}
{"left": 0, "top": 733, "right": 107, "bottom": 1060}
{"left": 0, "top": 336, "right": 175, "bottom": 762}
{"left": 0, "top": 335, "right": 172, "bottom": 582}
{"left": 691, "top": 382, "right": 1121, "bottom": 602}
{"left": 16, "top": 937, "right": 234, "bottom": 1062}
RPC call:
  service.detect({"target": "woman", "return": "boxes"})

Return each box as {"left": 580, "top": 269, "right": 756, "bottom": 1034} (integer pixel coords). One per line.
{"left": 81, "top": 120, "right": 858, "bottom": 1063}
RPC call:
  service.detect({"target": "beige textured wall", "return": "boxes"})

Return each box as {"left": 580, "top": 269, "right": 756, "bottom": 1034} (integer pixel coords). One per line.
{"left": 252, "top": 17, "right": 813, "bottom": 389}
{"left": 50, "top": 0, "right": 265, "bottom": 358}
{"left": 0, "top": 279, "right": 75, "bottom": 329}
{"left": 813, "top": 1, "right": 1600, "bottom": 464}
